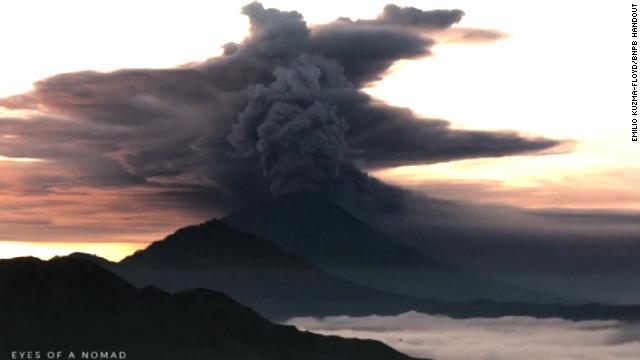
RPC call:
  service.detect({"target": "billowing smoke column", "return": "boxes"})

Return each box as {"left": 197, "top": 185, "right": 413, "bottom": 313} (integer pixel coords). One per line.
{"left": 0, "top": 1, "right": 562, "bottom": 235}
{"left": 0, "top": 1, "right": 555, "bottom": 209}
{"left": 230, "top": 55, "right": 350, "bottom": 195}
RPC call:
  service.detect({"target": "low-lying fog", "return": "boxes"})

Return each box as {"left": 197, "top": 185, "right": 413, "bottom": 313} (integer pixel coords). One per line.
{"left": 287, "top": 312, "right": 640, "bottom": 360}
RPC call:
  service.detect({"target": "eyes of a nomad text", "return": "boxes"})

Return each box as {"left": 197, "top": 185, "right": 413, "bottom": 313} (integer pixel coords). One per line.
{"left": 11, "top": 351, "right": 127, "bottom": 360}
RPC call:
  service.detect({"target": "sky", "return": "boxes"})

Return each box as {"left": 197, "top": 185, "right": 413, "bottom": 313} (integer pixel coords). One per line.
{"left": 0, "top": 0, "right": 635, "bottom": 260}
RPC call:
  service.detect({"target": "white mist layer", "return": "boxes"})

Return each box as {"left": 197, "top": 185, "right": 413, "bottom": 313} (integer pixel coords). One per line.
{"left": 286, "top": 312, "right": 640, "bottom": 360}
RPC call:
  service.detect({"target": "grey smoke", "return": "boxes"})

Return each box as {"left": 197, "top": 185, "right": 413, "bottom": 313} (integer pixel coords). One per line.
{"left": 376, "top": 4, "right": 464, "bottom": 29}
{"left": 230, "top": 54, "right": 350, "bottom": 194}
{"left": 0, "top": 1, "right": 555, "bottom": 206}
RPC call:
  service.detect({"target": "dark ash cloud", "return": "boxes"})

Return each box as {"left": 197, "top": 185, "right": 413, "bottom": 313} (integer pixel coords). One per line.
{"left": 230, "top": 54, "right": 350, "bottom": 194}
{"left": 376, "top": 4, "right": 464, "bottom": 29}
{"left": 0, "top": 1, "right": 557, "bottom": 207}
{"left": 342, "top": 104, "right": 559, "bottom": 169}
{"left": 308, "top": 23, "right": 433, "bottom": 85}
{"left": 344, "top": 4, "right": 465, "bottom": 30}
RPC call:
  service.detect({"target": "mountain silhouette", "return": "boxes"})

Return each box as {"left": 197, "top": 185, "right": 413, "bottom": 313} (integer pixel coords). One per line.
{"left": 224, "top": 192, "right": 554, "bottom": 302}
{"left": 76, "top": 219, "right": 640, "bottom": 322}
{"left": 0, "top": 256, "right": 424, "bottom": 360}
{"left": 110, "top": 219, "right": 428, "bottom": 319}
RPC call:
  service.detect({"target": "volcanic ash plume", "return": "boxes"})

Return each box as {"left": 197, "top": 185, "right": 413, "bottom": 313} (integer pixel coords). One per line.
{"left": 230, "top": 54, "right": 350, "bottom": 195}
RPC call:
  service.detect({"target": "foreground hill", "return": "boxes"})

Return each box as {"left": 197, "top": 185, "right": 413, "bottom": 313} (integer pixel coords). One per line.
{"left": 224, "top": 192, "right": 555, "bottom": 302}
{"left": 0, "top": 256, "right": 423, "bottom": 360}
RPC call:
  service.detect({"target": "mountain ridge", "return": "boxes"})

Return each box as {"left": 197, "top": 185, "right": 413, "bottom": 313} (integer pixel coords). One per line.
{"left": 0, "top": 256, "right": 425, "bottom": 360}
{"left": 92, "top": 219, "right": 431, "bottom": 319}
{"left": 73, "top": 218, "right": 640, "bottom": 322}
{"left": 223, "top": 192, "right": 558, "bottom": 303}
